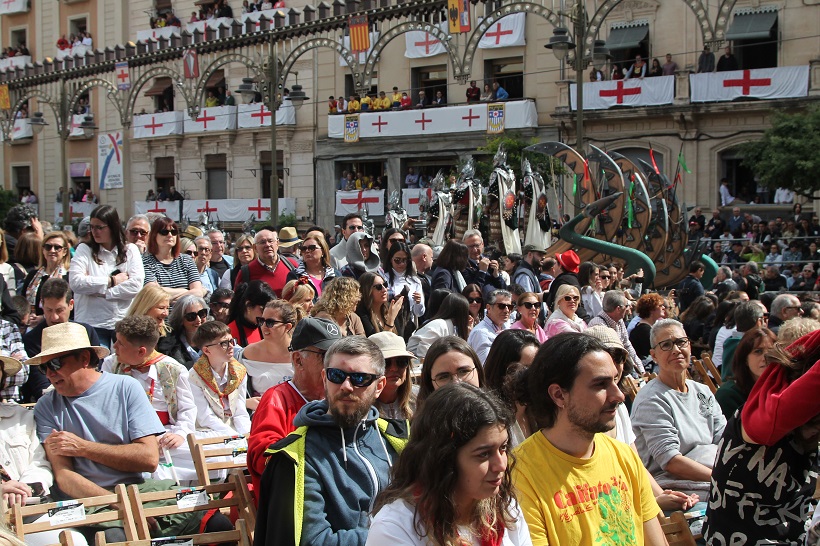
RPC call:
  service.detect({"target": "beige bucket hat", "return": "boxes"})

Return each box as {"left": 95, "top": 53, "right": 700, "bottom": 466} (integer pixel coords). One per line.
{"left": 0, "top": 355, "right": 22, "bottom": 377}
{"left": 27, "top": 322, "right": 110, "bottom": 366}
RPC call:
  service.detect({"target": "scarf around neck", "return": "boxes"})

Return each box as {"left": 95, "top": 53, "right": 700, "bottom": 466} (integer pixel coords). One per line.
{"left": 192, "top": 354, "right": 247, "bottom": 398}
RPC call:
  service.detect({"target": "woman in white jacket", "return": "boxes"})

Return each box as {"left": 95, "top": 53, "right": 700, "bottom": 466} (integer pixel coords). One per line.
{"left": 385, "top": 242, "right": 425, "bottom": 320}
{"left": 407, "top": 293, "right": 471, "bottom": 359}
{"left": 69, "top": 206, "right": 145, "bottom": 349}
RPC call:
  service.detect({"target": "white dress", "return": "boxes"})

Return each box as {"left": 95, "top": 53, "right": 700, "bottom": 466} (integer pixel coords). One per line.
{"left": 367, "top": 499, "right": 532, "bottom": 546}
{"left": 237, "top": 348, "right": 292, "bottom": 396}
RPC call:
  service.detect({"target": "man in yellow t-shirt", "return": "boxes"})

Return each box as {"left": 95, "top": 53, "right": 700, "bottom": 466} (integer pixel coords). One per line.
{"left": 375, "top": 91, "right": 391, "bottom": 111}
{"left": 347, "top": 95, "right": 361, "bottom": 113}
{"left": 360, "top": 94, "right": 372, "bottom": 111}
{"left": 391, "top": 86, "right": 402, "bottom": 109}
{"left": 512, "top": 333, "right": 666, "bottom": 546}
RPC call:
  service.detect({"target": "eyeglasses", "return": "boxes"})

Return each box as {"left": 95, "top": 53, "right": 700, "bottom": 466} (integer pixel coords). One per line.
{"left": 158, "top": 229, "right": 178, "bottom": 236}
{"left": 466, "top": 243, "right": 482, "bottom": 249}
{"left": 40, "top": 352, "right": 79, "bottom": 373}
{"left": 392, "top": 257, "right": 407, "bottom": 264}
{"left": 386, "top": 358, "right": 411, "bottom": 369}
{"left": 325, "top": 367, "right": 381, "bottom": 387}
{"left": 43, "top": 243, "right": 65, "bottom": 252}
{"left": 206, "top": 339, "right": 235, "bottom": 351}
{"left": 300, "top": 245, "right": 320, "bottom": 253}
{"left": 210, "top": 301, "right": 231, "bottom": 310}
{"left": 519, "top": 301, "right": 539, "bottom": 309}
{"left": 128, "top": 229, "right": 149, "bottom": 238}
{"left": 372, "top": 283, "right": 386, "bottom": 291}
{"left": 562, "top": 295, "right": 580, "bottom": 303}
{"left": 467, "top": 297, "right": 483, "bottom": 305}
{"left": 184, "top": 309, "right": 209, "bottom": 322}
{"left": 257, "top": 317, "right": 289, "bottom": 328}
{"left": 256, "top": 239, "right": 278, "bottom": 246}
{"left": 90, "top": 224, "right": 108, "bottom": 232}
{"left": 388, "top": 238, "right": 405, "bottom": 244}
{"left": 346, "top": 224, "right": 365, "bottom": 231}
{"left": 197, "top": 247, "right": 212, "bottom": 254}
{"left": 653, "top": 337, "right": 690, "bottom": 352}
{"left": 494, "top": 303, "right": 514, "bottom": 311}
{"left": 433, "top": 366, "right": 476, "bottom": 386}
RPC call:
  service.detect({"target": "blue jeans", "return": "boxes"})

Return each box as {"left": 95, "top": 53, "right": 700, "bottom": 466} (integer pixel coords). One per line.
{"left": 94, "top": 327, "right": 115, "bottom": 350}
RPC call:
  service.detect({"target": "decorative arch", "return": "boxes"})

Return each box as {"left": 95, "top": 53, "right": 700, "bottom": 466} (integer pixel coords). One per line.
{"left": 461, "top": 4, "right": 559, "bottom": 80}
{"left": 193, "top": 53, "right": 263, "bottom": 116}
{"left": 281, "top": 38, "right": 360, "bottom": 92}
{"left": 0, "top": 89, "right": 55, "bottom": 139}
{"left": 589, "top": 0, "right": 715, "bottom": 54}
{"left": 70, "top": 78, "right": 127, "bottom": 128}
{"left": 125, "top": 65, "right": 190, "bottom": 121}
{"left": 364, "top": 22, "right": 461, "bottom": 89}
{"left": 712, "top": 0, "right": 736, "bottom": 42}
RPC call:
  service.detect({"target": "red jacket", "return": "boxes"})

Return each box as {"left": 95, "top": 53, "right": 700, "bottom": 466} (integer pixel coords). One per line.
{"left": 247, "top": 381, "right": 308, "bottom": 502}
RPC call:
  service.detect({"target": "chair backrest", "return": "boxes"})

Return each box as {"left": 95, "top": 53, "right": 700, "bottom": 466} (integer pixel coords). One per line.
{"left": 622, "top": 375, "right": 640, "bottom": 401}
{"left": 701, "top": 352, "right": 723, "bottom": 386}
{"left": 692, "top": 359, "right": 718, "bottom": 394}
{"left": 187, "top": 432, "right": 248, "bottom": 486}
{"left": 127, "top": 481, "right": 241, "bottom": 541}
{"left": 229, "top": 469, "right": 257, "bottom": 537}
{"left": 658, "top": 511, "right": 697, "bottom": 546}
{"left": 9, "top": 484, "right": 136, "bottom": 542}
{"left": 93, "top": 518, "right": 252, "bottom": 546}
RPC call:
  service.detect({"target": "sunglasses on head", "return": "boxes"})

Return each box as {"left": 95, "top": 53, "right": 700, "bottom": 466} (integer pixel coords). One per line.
{"left": 184, "top": 309, "right": 209, "bottom": 322}
{"left": 325, "top": 367, "right": 381, "bottom": 387}
{"left": 158, "top": 228, "right": 178, "bottom": 236}
{"left": 563, "top": 295, "right": 580, "bottom": 303}
{"left": 43, "top": 243, "right": 65, "bottom": 252}
{"left": 257, "top": 317, "right": 289, "bottom": 328}
{"left": 519, "top": 301, "right": 539, "bottom": 309}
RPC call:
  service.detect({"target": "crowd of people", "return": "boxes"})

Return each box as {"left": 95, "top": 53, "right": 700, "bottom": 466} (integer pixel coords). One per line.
{"left": 0, "top": 203, "right": 818, "bottom": 545}
{"left": 1, "top": 42, "right": 30, "bottom": 59}
{"left": 55, "top": 32, "right": 93, "bottom": 51}
{"left": 329, "top": 81, "right": 510, "bottom": 115}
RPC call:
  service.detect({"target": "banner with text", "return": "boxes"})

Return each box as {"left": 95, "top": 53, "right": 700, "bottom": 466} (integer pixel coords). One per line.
{"left": 571, "top": 76, "right": 674, "bottom": 110}
{"left": 97, "top": 133, "right": 124, "bottom": 190}
{"left": 690, "top": 66, "right": 809, "bottom": 102}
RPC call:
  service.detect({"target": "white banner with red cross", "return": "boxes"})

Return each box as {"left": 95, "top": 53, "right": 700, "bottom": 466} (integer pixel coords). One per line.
{"left": 52, "top": 202, "right": 97, "bottom": 223}
{"left": 133, "top": 198, "right": 297, "bottom": 222}
{"left": 237, "top": 102, "right": 296, "bottom": 128}
{"left": 478, "top": 13, "right": 525, "bottom": 49}
{"left": 0, "top": 0, "right": 27, "bottom": 15}
{"left": 183, "top": 105, "right": 237, "bottom": 133}
{"left": 690, "top": 66, "right": 809, "bottom": 103}
{"left": 404, "top": 22, "right": 448, "bottom": 58}
{"left": 328, "top": 99, "right": 537, "bottom": 138}
{"left": 335, "top": 190, "right": 385, "bottom": 216}
{"left": 570, "top": 75, "right": 674, "bottom": 110}
{"left": 133, "top": 111, "right": 184, "bottom": 139}
{"left": 9, "top": 119, "right": 32, "bottom": 141}
{"left": 401, "top": 188, "right": 434, "bottom": 217}
{"left": 115, "top": 62, "right": 131, "bottom": 91}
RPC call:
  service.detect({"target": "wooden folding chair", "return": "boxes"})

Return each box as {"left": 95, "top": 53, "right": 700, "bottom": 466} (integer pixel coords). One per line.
{"left": 701, "top": 352, "right": 723, "bottom": 386}
{"left": 658, "top": 511, "right": 697, "bottom": 546}
{"left": 9, "top": 484, "right": 136, "bottom": 545}
{"left": 622, "top": 375, "right": 640, "bottom": 401}
{"left": 93, "top": 518, "right": 252, "bottom": 546}
{"left": 693, "top": 359, "right": 718, "bottom": 394}
{"left": 187, "top": 433, "right": 248, "bottom": 486}
{"left": 229, "top": 469, "right": 257, "bottom": 536}
{"left": 126, "top": 481, "right": 249, "bottom": 544}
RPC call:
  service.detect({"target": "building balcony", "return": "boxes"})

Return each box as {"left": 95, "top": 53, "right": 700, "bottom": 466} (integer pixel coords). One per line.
{"left": 132, "top": 103, "right": 296, "bottom": 139}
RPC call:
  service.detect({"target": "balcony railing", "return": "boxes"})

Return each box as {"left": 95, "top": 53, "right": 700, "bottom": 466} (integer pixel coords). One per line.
{"left": 132, "top": 103, "right": 296, "bottom": 139}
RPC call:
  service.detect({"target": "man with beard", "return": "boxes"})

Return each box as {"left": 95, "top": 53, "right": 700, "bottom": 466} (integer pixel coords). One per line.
{"left": 512, "top": 333, "right": 666, "bottom": 545}
{"left": 255, "top": 336, "right": 409, "bottom": 546}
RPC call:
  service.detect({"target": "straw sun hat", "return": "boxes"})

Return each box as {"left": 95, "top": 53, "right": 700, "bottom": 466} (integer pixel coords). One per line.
{"left": 26, "top": 322, "right": 109, "bottom": 366}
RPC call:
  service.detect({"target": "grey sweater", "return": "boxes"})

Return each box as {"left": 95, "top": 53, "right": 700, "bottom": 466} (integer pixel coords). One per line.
{"left": 631, "top": 378, "right": 726, "bottom": 494}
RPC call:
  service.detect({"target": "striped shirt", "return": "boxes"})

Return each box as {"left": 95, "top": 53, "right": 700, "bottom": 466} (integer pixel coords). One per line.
{"left": 142, "top": 253, "right": 200, "bottom": 290}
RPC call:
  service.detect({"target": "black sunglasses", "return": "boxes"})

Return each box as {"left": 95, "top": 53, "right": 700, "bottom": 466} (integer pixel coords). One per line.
{"left": 325, "top": 367, "right": 381, "bottom": 387}
{"left": 300, "top": 245, "right": 320, "bottom": 253}
{"left": 467, "top": 297, "right": 483, "bottom": 304}
{"left": 372, "top": 283, "right": 387, "bottom": 291}
{"left": 210, "top": 301, "right": 231, "bottom": 309}
{"left": 257, "top": 317, "right": 289, "bottom": 328}
{"left": 519, "top": 301, "right": 539, "bottom": 309}
{"left": 184, "top": 309, "right": 209, "bottom": 322}
{"left": 158, "top": 228, "right": 179, "bottom": 236}
{"left": 128, "top": 229, "right": 149, "bottom": 237}
{"left": 43, "top": 243, "right": 65, "bottom": 252}
{"left": 494, "top": 303, "right": 514, "bottom": 311}
{"left": 40, "top": 352, "right": 78, "bottom": 373}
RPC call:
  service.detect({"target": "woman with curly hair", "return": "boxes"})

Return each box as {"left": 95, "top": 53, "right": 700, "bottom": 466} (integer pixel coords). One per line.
{"left": 629, "top": 292, "right": 667, "bottom": 361}
{"left": 368, "top": 383, "right": 531, "bottom": 546}
{"left": 281, "top": 277, "right": 315, "bottom": 319}
{"left": 311, "top": 276, "right": 365, "bottom": 336}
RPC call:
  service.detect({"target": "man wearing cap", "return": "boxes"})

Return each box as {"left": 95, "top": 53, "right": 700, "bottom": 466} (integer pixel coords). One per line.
{"left": 207, "top": 228, "right": 234, "bottom": 278}
{"left": 247, "top": 316, "right": 342, "bottom": 500}
{"left": 546, "top": 250, "right": 589, "bottom": 321}
{"left": 278, "top": 226, "right": 302, "bottom": 261}
{"left": 514, "top": 244, "right": 547, "bottom": 294}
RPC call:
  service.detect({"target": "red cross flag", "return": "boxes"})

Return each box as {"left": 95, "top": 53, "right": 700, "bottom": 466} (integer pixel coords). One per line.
{"left": 335, "top": 190, "right": 385, "bottom": 216}
{"left": 115, "top": 62, "right": 131, "bottom": 91}
{"left": 404, "top": 22, "right": 448, "bottom": 58}
{"left": 690, "top": 66, "right": 809, "bottom": 103}
{"left": 573, "top": 76, "right": 674, "bottom": 110}
{"left": 478, "top": 13, "right": 525, "bottom": 49}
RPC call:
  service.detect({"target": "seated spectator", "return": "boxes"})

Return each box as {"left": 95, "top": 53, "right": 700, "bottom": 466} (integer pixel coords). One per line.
{"left": 678, "top": 295, "right": 715, "bottom": 350}
{"left": 544, "top": 284, "right": 587, "bottom": 338}
{"left": 103, "top": 316, "right": 198, "bottom": 482}
{"left": 407, "top": 293, "right": 470, "bottom": 359}
{"left": 226, "top": 280, "right": 275, "bottom": 347}
{"left": 368, "top": 383, "right": 530, "bottom": 546}
{"left": 360, "top": 93, "right": 372, "bottom": 111}
{"left": 21, "top": 231, "right": 71, "bottom": 326}
{"left": 467, "top": 289, "right": 513, "bottom": 364}
{"left": 208, "top": 288, "right": 233, "bottom": 325}
{"left": 310, "top": 276, "right": 365, "bottom": 336}
{"left": 237, "top": 300, "right": 297, "bottom": 411}
{"left": 431, "top": 90, "right": 446, "bottom": 106}
{"left": 369, "top": 331, "right": 416, "bottom": 420}
{"left": 704, "top": 329, "right": 820, "bottom": 545}
{"left": 347, "top": 94, "right": 360, "bottom": 113}
{"left": 399, "top": 91, "right": 411, "bottom": 109}
{"left": 189, "top": 321, "right": 251, "bottom": 436}
{"left": 631, "top": 319, "right": 727, "bottom": 495}
{"left": 327, "top": 95, "right": 337, "bottom": 114}
{"left": 629, "top": 293, "right": 667, "bottom": 362}
{"left": 127, "top": 283, "right": 171, "bottom": 337}
{"left": 416, "top": 336, "right": 484, "bottom": 410}
{"left": 219, "top": 233, "right": 254, "bottom": 290}
{"left": 156, "top": 294, "right": 208, "bottom": 369}
{"left": 714, "top": 327, "right": 776, "bottom": 419}
{"left": 391, "top": 86, "right": 402, "bottom": 108}
{"left": 355, "top": 272, "right": 405, "bottom": 337}
{"left": 142, "top": 217, "right": 204, "bottom": 305}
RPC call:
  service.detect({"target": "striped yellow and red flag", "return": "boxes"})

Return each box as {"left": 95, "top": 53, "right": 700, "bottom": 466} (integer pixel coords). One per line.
{"left": 348, "top": 15, "right": 370, "bottom": 53}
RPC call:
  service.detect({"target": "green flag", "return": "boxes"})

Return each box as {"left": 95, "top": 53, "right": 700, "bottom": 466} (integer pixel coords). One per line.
{"left": 677, "top": 151, "right": 691, "bottom": 174}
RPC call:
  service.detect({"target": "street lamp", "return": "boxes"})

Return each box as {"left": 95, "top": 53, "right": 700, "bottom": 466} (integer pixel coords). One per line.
{"left": 545, "top": 7, "right": 610, "bottom": 154}
{"left": 236, "top": 49, "right": 308, "bottom": 228}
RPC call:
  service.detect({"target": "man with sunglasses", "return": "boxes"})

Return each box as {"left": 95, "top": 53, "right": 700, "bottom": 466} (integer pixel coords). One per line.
{"left": 125, "top": 215, "right": 151, "bottom": 255}
{"left": 256, "top": 336, "right": 409, "bottom": 546}
{"left": 467, "top": 289, "right": 513, "bottom": 365}
{"left": 247, "top": 316, "right": 342, "bottom": 502}
{"left": 329, "top": 213, "right": 363, "bottom": 270}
